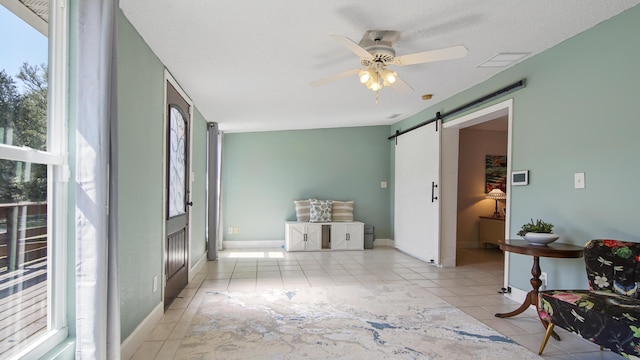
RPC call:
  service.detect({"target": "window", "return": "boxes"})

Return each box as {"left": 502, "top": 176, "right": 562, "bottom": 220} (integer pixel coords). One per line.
{"left": 0, "top": 1, "right": 68, "bottom": 358}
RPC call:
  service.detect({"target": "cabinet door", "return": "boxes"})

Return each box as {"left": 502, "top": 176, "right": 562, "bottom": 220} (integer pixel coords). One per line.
{"left": 479, "top": 218, "right": 505, "bottom": 247}
{"left": 346, "top": 223, "right": 364, "bottom": 250}
{"left": 331, "top": 223, "right": 364, "bottom": 250}
{"left": 331, "top": 224, "right": 348, "bottom": 250}
{"left": 305, "top": 224, "right": 322, "bottom": 251}
{"left": 286, "top": 223, "right": 306, "bottom": 251}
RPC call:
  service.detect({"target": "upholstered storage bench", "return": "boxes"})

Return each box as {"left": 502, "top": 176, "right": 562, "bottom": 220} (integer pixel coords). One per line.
{"left": 538, "top": 239, "right": 640, "bottom": 358}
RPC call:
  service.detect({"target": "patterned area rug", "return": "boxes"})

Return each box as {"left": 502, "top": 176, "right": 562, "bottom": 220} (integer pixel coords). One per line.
{"left": 175, "top": 284, "right": 541, "bottom": 359}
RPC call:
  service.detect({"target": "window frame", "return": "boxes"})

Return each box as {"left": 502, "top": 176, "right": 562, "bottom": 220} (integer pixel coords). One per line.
{"left": 0, "top": 0, "right": 70, "bottom": 358}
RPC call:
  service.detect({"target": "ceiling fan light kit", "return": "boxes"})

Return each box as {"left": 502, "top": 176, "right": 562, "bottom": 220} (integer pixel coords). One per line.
{"left": 311, "top": 30, "right": 468, "bottom": 101}
{"left": 358, "top": 65, "right": 397, "bottom": 92}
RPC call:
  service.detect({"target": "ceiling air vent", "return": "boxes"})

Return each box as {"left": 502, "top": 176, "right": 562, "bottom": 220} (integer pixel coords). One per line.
{"left": 478, "top": 53, "right": 530, "bottom": 68}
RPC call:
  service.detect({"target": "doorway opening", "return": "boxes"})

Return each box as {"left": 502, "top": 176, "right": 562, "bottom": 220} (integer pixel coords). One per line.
{"left": 441, "top": 99, "right": 512, "bottom": 286}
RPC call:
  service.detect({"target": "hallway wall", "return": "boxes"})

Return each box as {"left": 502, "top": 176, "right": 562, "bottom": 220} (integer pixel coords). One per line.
{"left": 117, "top": 12, "right": 209, "bottom": 340}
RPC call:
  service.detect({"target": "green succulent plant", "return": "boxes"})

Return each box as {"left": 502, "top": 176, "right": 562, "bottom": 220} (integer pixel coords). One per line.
{"left": 517, "top": 219, "right": 554, "bottom": 237}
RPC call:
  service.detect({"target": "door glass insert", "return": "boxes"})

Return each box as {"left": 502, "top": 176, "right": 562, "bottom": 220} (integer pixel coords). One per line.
{"left": 168, "top": 105, "right": 187, "bottom": 218}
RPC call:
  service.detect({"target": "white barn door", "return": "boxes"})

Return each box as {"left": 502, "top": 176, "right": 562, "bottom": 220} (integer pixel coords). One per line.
{"left": 394, "top": 121, "right": 441, "bottom": 264}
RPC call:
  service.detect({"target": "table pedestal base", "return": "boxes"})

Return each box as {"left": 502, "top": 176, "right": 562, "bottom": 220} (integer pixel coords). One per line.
{"left": 494, "top": 255, "right": 560, "bottom": 341}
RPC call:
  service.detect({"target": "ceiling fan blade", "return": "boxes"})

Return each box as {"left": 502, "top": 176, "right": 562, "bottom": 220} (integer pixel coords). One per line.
{"left": 391, "top": 75, "right": 414, "bottom": 94}
{"left": 329, "top": 34, "right": 374, "bottom": 61}
{"left": 394, "top": 45, "right": 468, "bottom": 66}
{"left": 309, "top": 68, "right": 361, "bottom": 87}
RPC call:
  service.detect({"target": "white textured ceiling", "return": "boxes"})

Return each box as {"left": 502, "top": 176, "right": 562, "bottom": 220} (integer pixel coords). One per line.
{"left": 120, "top": 1, "right": 640, "bottom": 133}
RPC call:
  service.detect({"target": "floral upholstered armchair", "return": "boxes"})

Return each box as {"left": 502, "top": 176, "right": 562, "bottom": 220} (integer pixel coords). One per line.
{"left": 538, "top": 239, "right": 640, "bottom": 358}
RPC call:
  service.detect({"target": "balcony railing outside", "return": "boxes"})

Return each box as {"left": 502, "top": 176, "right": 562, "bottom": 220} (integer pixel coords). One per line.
{"left": 0, "top": 202, "right": 48, "bottom": 354}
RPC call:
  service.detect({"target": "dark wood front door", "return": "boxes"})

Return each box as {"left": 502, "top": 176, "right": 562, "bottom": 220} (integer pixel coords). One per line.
{"left": 165, "top": 81, "right": 190, "bottom": 308}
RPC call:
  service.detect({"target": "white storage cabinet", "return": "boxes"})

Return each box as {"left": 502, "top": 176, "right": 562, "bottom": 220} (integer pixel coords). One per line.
{"left": 285, "top": 221, "right": 364, "bottom": 251}
{"left": 330, "top": 223, "right": 364, "bottom": 250}
{"left": 285, "top": 222, "right": 322, "bottom": 251}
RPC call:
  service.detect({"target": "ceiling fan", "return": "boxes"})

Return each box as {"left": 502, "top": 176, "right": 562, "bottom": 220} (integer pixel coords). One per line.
{"left": 310, "top": 30, "right": 468, "bottom": 97}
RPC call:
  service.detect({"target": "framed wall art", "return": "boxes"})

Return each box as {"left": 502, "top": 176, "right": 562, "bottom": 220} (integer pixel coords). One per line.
{"left": 485, "top": 155, "right": 507, "bottom": 193}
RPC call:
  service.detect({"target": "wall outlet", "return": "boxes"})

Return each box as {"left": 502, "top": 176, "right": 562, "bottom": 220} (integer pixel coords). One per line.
{"left": 540, "top": 272, "right": 548, "bottom": 290}
{"left": 228, "top": 227, "right": 233, "bottom": 234}
{"left": 153, "top": 275, "right": 158, "bottom": 292}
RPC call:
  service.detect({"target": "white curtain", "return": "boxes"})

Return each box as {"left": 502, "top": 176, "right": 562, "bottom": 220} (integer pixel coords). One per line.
{"left": 207, "top": 124, "right": 222, "bottom": 259}
{"left": 75, "top": 0, "right": 121, "bottom": 359}
{"left": 217, "top": 131, "right": 224, "bottom": 252}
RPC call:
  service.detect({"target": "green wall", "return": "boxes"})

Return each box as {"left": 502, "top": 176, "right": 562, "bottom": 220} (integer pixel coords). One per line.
{"left": 392, "top": 5, "right": 640, "bottom": 291}
{"left": 117, "top": 12, "right": 208, "bottom": 340}
{"left": 117, "top": 12, "right": 165, "bottom": 340}
{"left": 222, "top": 126, "right": 391, "bottom": 241}
{"left": 190, "top": 107, "right": 208, "bottom": 267}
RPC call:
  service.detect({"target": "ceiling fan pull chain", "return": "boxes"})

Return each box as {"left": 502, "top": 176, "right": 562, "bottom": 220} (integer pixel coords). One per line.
{"left": 375, "top": 90, "right": 379, "bottom": 105}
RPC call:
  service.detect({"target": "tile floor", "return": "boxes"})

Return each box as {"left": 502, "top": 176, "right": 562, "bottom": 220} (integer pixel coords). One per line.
{"left": 131, "top": 247, "right": 621, "bottom": 360}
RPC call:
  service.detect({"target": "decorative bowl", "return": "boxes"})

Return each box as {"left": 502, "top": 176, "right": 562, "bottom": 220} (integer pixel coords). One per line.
{"left": 523, "top": 232, "right": 559, "bottom": 246}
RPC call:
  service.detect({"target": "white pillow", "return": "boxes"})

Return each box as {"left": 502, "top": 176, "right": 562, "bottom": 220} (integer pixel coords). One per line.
{"left": 332, "top": 200, "right": 354, "bottom": 222}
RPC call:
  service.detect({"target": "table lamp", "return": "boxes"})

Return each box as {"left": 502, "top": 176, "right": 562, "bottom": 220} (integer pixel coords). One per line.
{"left": 486, "top": 189, "right": 506, "bottom": 218}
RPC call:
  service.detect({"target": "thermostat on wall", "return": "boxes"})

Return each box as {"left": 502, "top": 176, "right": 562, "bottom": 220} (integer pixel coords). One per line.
{"left": 512, "top": 170, "right": 529, "bottom": 185}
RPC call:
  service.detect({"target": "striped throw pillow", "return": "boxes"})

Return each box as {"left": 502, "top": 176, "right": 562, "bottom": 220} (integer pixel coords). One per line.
{"left": 294, "top": 199, "right": 312, "bottom": 222}
{"left": 332, "top": 200, "right": 354, "bottom": 222}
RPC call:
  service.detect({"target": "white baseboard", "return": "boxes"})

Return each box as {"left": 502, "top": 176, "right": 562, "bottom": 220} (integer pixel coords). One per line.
{"left": 121, "top": 302, "right": 164, "bottom": 360}
{"left": 189, "top": 253, "right": 207, "bottom": 282}
{"left": 222, "top": 239, "right": 394, "bottom": 250}
{"left": 504, "top": 285, "right": 529, "bottom": 307}
{"left": 374, "top": 238, "right": 394, "bottom": 247}
{"left": 222, "top": 240, "right": 285, "bottom": 249}
{"left": 122, "top": 253, "right": 211, "bottom": 359}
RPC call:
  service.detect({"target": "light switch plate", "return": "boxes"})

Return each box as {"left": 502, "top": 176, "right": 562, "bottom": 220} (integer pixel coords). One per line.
{"left": 574, "top": 172, "right": 585, "bottom": 189}
{"left": 381, "top": 181, "right": 388, "bottom": 188}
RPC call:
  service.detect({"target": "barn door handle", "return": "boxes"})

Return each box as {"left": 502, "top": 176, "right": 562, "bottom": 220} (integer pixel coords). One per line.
{"left": 431, "top": 182, "right": 438, "bottom": 202}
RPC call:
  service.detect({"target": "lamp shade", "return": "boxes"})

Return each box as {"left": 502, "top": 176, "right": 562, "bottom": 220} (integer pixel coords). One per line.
{"left": 486, "top": 188, "right": 506, "bottom": 218}
{"left": 359, "top": 69, "right": 372, "bottom": 84}
{"left": 485, "top": 188, "right": 506, "bottom": 200}
{"left": 381, "top": 69, "right": 397, "bottom": 84}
